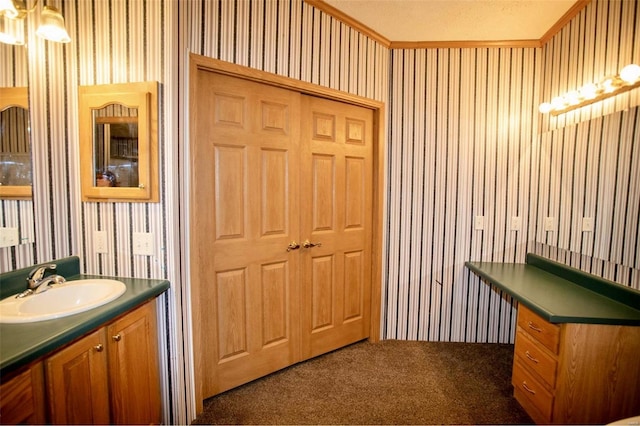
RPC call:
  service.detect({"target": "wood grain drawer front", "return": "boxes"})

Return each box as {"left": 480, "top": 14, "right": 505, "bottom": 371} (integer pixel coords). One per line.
{"left": 517, "top": 305, "right": 560, "bottom": 354}
{"left": 515, "top": 329, "right": 558, "bottom": 388}
{"left": 513, "top": 359, "right": 554, "bottom": 421}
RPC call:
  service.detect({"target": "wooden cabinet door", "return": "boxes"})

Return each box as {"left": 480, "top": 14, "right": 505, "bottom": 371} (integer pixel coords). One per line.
{"left": 191, "top": 71, "right": 302, "bottom": 397}
{"left": 0, "top": 362, "right": 46, "bottom": 425}
{"left": 107, "top": 301, "right": 161, "bottom": 425}
{"left": 45, "top": 328, "right": 110, "bottom": 425}
{"left": 300, "top": 95, "right": 373, "bottom": 359}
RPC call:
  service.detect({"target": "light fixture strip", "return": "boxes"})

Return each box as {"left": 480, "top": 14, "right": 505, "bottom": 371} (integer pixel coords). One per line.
{"left": 540, "top": 64, "right": 640, "bottom": 115}
{"left": 549, "top": 79, "right": 640, "bottom": 116}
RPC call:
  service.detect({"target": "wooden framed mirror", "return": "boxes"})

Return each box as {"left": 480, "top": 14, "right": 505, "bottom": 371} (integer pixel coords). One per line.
{"left": 79, "top": 81, "right": 158, "bottom": 202}
{"left": 0, "top": 87, "right": 32, "bottom": 199}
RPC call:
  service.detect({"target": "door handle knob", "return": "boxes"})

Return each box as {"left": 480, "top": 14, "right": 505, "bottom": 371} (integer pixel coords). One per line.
{"left": 303, "top": 239, "right": 322, "bottom": 249}
{"left": 286, "top": 241, "right": 300, "bottom": 252}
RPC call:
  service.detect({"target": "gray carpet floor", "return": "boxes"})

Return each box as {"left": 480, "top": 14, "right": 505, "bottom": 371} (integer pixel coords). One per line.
{"left": 192, "top": 340, "right": 533, "bottom": 425}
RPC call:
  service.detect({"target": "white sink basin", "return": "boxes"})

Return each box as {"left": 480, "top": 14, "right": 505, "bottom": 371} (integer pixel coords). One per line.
{"left": 0, "top": 279, "right": 127, "bottom": 323}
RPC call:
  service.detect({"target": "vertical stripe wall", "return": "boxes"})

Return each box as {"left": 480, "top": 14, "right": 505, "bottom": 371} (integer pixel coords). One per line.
{"left": 1, "top": 0, "right": 638, "bottom": 424}
{"left": 382, "top": 0, "right": 640, "bottom": 341}
{"left": 533, "top": 0, "right": 640, "bottom": 287}
{"left": 383, "top": 48, "right": 540, "bottom": 342}
{"left": 0, "top": 42, "right": 35, "bottom": 270}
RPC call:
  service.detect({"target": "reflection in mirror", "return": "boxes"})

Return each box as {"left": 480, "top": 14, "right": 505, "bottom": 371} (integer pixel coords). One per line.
{"left": 0, "top": 87, "right": 32, "bottom": 199}
{"left": 79, "top": 81, "right": 158, "bottom": 202}
{"left": 93, "top": 105, "right": 139, "bottom": 188}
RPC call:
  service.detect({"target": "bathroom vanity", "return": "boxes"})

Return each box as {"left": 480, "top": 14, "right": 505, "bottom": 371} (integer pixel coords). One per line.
{"left": 0, "top": 257, "right": 169, "bottom": 424}
{"left": 466, "top": 254, "right": 640, "bottom": 424}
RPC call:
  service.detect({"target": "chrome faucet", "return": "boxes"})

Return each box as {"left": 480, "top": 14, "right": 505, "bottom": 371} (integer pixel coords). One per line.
{"left": 16, "top": 264, "right": 66, "bottom": 298}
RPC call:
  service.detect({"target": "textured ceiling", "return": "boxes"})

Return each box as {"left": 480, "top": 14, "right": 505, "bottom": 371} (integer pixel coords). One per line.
{"left": 323, "top": 0, "right": 580, "bottom": 42}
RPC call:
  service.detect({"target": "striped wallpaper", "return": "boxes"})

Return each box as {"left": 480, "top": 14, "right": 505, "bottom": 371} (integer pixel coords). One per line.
{"left": 532, "top": 0, "right": 640, "bottom": 288}
{"left": 382, "top": 0, "right": 640, "bottom": 342}
{"left": 383, "top": 47, "right": 540, "bottom": 342}
{"left": 0, "top": 0, "right": 638, "bottom": 424}
{"left": 0, "top": 42, "right": 34, "bottom": 269}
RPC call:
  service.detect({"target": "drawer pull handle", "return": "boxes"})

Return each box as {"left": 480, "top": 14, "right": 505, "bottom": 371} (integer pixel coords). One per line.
{"left": 522, "top": 381, "right": 536, "bottom": 395}
{"left": 112, "top": 334, "right": 122, "bottom": 342}
{"left": 527, "top": 321, "right": 543, "bottom": 333}
{"left": 94, "top": 344, "right": 104, "bottom": 352}
{"left": 525, "top": 351, "right": 539, "bottom": 363}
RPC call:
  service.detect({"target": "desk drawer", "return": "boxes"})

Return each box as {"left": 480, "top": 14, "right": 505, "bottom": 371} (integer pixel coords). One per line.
{"left": 517, "top": 305, "right": 560, "bottom": 354}
{"left": 512, "top": 359, "right": 554, "bottom": 421}
{"left": 514, "top": 329, "right": 557, "bottom": 388}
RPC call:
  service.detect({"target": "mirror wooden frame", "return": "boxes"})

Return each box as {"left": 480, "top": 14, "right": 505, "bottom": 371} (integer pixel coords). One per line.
{"left": 0, "top": 87, "right": 32, "bottom": 199}
{"left": 79, "top": 81, "right": 159, "bottom": 202}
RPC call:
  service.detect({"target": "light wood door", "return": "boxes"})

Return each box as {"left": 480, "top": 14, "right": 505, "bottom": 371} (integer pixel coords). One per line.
{"left": 107, "top": 301, "right": 161, "bottom": 425}
{"left": 300, "top": 95, "right": 373, "bottom": 359}
{"left": 45, "top": 329, "right": 110, "bottom": 425}
{"left": 191, "top": 71, "right": 302, "bottom": 397}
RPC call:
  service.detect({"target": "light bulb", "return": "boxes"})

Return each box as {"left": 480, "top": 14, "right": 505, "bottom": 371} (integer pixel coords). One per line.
{"left": 565, "top": 90, "right": 581, "bottom": 105}
{"left": 35, "top": 5, "right": 71, "bottom": 43}
{"left": 620, "top": 64, "right": 640, "bottom": 84}
{"left": 579, "top": 83, "right": 598, "bottom": 100}
{"left": 0, "top": 13, "right": 24, "bottom": 45}
{"left": 601, "top": 78, "right": 616, "bottom": 93}
{"left": 539, "top": 102, "right": 553, "bottom": 114}
{"left": 551, "top": 96, "right": 565, "bottom": 110}
{"left": 0, "top": 0, "right": 19, "bottom": 19}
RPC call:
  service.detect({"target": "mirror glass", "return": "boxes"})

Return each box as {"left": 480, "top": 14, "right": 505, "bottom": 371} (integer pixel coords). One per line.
{"left": 79, "top": 81, "right": 158, "bottom": 202}
{"left": 0, "top": 102, "right": 32, "bottom": 188}
{"left": 92, "top": 104, "right": 139, "bottom": 188}
{"left": 0, "top": 86, "right": 32, "bottom": 198}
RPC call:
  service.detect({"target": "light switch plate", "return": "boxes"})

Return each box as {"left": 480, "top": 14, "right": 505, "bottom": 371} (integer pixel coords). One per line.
{"left": 133, "top": 232, "right": 154, "bottom": 256}
{"left": 474, "top": 215, "right": 485, "bottom": 230}
{"left": 94, "top": 231, "right": 108, "bottom": 253}
{"left": 582, "top": 217, "right": 594, "bottom": 232}
{"left": 511, "top": 216, "right": 522, "bottom": 231}
{"left": 544, "top": 217, "right": 556, "bottom": 232}
{"left": 0, "top": 227, "right": 19, "bottom": 247}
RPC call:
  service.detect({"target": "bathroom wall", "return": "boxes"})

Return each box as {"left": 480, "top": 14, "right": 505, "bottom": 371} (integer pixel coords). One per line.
{"left": 0, "top": 42, "right": 35, "bottom": 269}
{"left": 383, "top": 47, "right": 540, "bottom": 342}
{"left": 533, "top": 0, "right": 640, "bottom": 286}
{"left": 2, "top": 0, "right": 638, "bottom": 423}
{"left": 8, "top": 0, "right": 185, "bottom": 422}
{"left": 382, "top": 0, "right": 640, "bottom": 342}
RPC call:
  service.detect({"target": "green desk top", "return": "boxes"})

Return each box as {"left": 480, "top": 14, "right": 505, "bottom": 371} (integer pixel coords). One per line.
{"left": 0, "top": 274, "right": 169, "bottom": 375}
{"left": 465, "top": 254, "right": 640, "bottom": 326}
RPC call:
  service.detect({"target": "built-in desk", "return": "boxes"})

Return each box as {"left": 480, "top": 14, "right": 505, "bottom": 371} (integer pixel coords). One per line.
{"left": 466, "top": 254, "right": 640, "bottom": 425}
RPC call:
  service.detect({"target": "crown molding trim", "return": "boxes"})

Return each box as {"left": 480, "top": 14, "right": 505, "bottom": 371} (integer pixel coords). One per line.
{"left": 303, "top": 0, "right": 391, "bottom": 47}
{"left": 305, "top": 0, "right": 591, "bottom": 50}
{"left": 540, "top": 0, "right": 591, "bottom": 45}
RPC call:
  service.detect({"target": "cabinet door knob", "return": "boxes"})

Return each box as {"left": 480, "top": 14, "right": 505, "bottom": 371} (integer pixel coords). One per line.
{"left": 94, "top": 344, "right": 104, "bottom": 352}
{"left": 112, "top": 334, "right": 122, "bottom": 342}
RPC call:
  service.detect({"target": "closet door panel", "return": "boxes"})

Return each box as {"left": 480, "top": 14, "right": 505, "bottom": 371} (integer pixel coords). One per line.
{"left": 191, "top": 71, "right": 301, "bottom": 397}
{"left": 300, "top": 95, "right": 373, "bottom": 359}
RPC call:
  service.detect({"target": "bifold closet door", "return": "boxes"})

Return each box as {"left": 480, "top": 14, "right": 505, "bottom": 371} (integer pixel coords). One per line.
{"left": 299, "top": 95, "right": 373, "bottom": 359}
{"left": 191, "top": 71, "right": 302, "bottom": 397}
{"left": 191, "top": 69, "right": 374, "bottom": 400}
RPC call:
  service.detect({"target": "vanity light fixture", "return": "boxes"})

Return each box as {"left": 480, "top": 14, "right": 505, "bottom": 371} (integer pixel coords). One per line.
{"left": 0, "top": 0, "right": 70, "bottom": 45}
{"left": 539, "top": 64, "right": 640, "bottom": 115}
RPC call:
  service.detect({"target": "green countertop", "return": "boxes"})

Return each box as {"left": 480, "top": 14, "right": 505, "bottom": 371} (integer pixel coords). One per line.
{"left": 0, "top": 273, "right": 169, "bottom": 375}
{"left": 465, "top": 254, "right": 640, "bottom": 325}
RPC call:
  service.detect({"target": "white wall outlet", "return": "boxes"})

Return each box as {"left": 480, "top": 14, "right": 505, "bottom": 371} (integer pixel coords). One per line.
{"left": 544, "top": 216, "right": 556, "bottom": 232}
{"left": 582, "top": 217, "right": 594, "bottom": 232}
{"left": 474, "top": 215, "right": 485, "bottom": 230}
{"left": 510, "top": 216, "right": 522, "bottom": 231}
{"left": 0, "top": 227, "right": 19, "bottom": 247}
{"left": 94, "top": 230, "right": 108, "bottom": 253}
{"left": 133, "top": 232, "right": 154, "bottom": 256}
